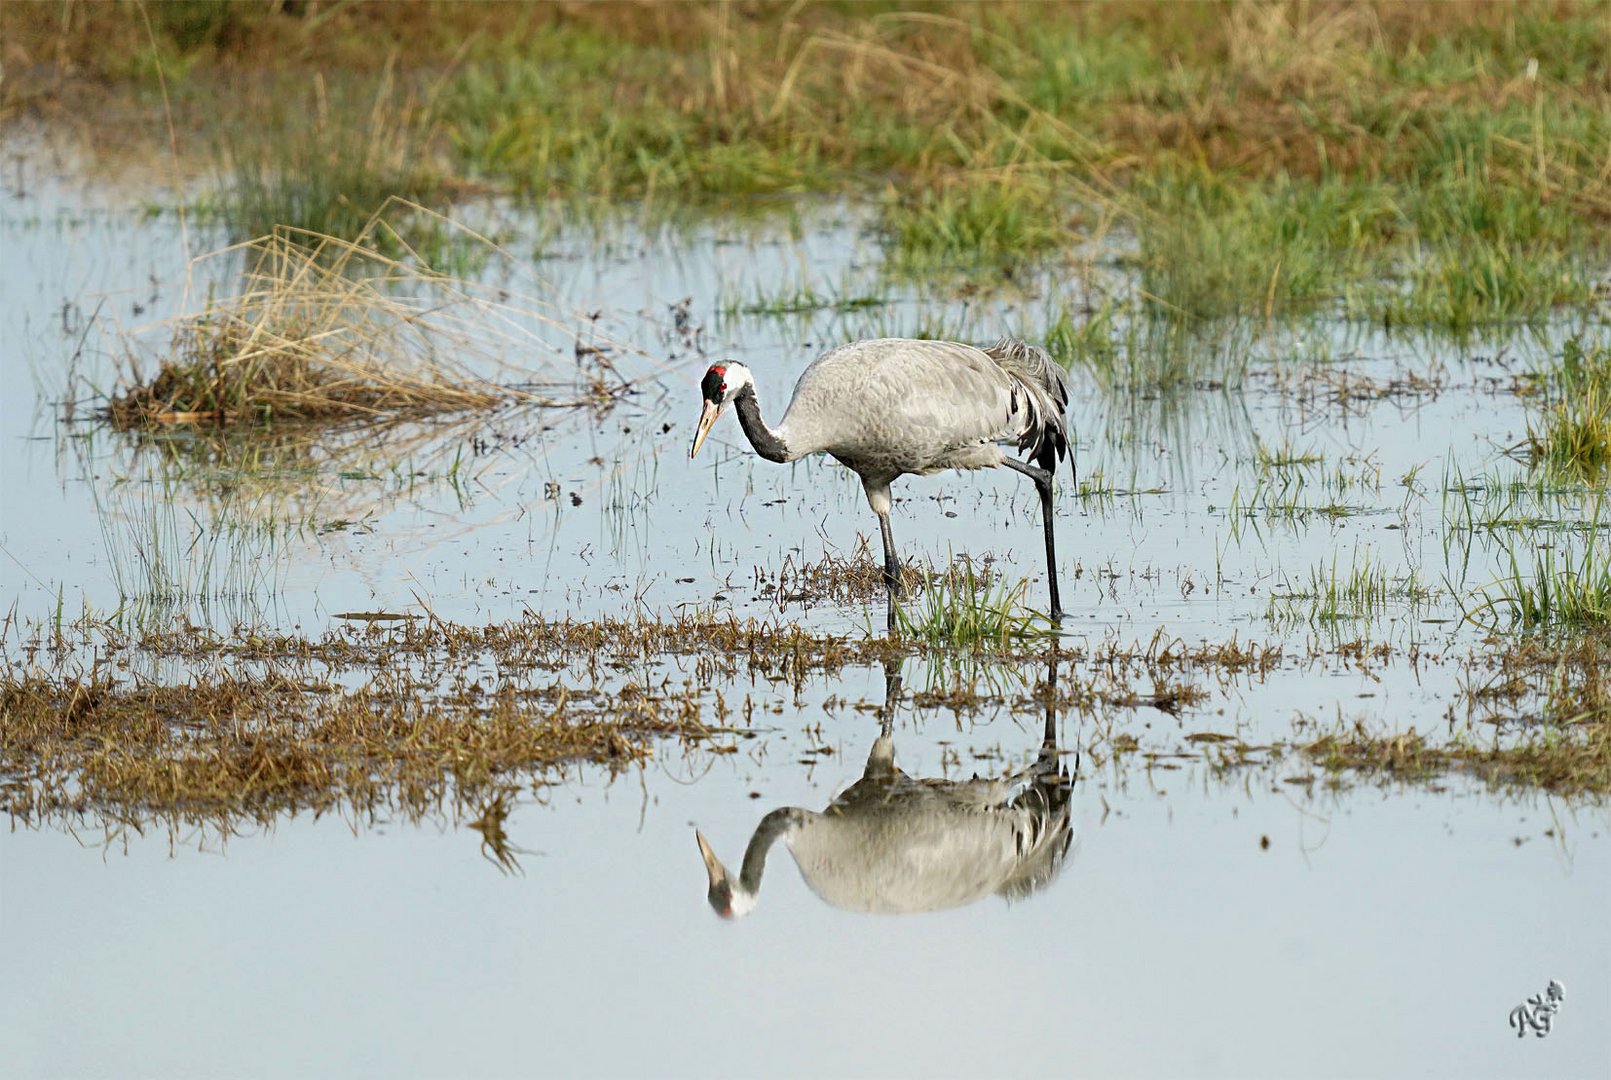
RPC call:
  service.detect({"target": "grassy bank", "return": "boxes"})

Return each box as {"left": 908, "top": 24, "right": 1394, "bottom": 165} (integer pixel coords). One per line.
{"left": 5, "top": 2, "right": 1607, "bottom": 337}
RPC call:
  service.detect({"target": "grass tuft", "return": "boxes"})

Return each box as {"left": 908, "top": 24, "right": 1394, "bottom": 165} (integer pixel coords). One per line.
{"left": 103, "top": 205, "right": 611, "bottom": 427}
{"left": 893, "top": 563, "right": 1051, "bottom": 651}
{"left": 1525, "top": 338, "right": 1611, "bottom": 479}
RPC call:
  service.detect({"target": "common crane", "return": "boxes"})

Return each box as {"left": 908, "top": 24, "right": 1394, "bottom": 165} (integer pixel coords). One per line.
{"left": 688, "top": 337, "right": 1073, "bottom": 626}
{"left": 695, "top": 659, "right": 1076, "bottom": 917}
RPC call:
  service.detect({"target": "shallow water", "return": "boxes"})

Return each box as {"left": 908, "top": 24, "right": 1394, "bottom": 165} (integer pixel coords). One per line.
{"left": 2, "top": 148, "right": 1608, "bottom": 1077}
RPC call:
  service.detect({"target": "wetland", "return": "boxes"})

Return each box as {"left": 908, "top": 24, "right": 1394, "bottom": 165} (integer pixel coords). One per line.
{"left": 2, "top": 3, "right": 1609, "bottom": 1077}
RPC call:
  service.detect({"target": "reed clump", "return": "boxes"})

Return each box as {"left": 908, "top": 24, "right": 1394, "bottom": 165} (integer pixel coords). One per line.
{"left": 1525, "top": 339, "right": 1611, "bottom": 480}
{"left": 106, "top": 211, "right": 544, "bottom": 427}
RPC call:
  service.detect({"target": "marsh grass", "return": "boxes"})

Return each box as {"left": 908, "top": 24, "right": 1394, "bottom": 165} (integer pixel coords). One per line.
{"left": 92, "top": 475, "right": 294, "bottom": 631}
{"left": 104, "top": 204, "right": 644, "bottom": 427}
{"left": 718, "top": 283, "right": 889, "bottom": 323}
{"left": 1305, "top": 632, "right": 1611, "bottom": 795}
{"left": 1301, "top": 714, "right": 1610, "bottom": 797}
{"left": 1268, "top": 550, "right": 1436, "bottom": 627}
{"left": 1441, "top": 463, "right": 1595, "bottom": 538}
{"left": 878, "top": 174, "right": 1071, "bottom": 271}
{"left": 1524, "top": 338, "right": 1611, "bottom": 479}
{"left": 15, "top": 604, "right": 1600, "bottom": 832}
{"left": 214, "top": 70, "right": 448, "bottom": 248}
{"left": 1470, "top": 498, "right": 1611, "bottom": 630}
{"left": 1457, "top": 344, "right": 1611, "bottom": 628}
{"left": 893, "top": 564, "right": 1052, "bottom": 651}
{"left": 1043, "top": 300, "right": 1251, "bottom": 391}
{"left": 12, "top": 2, "right": 1607, "bottom": 338}
{"left": 0, "top": 664, "right": 706, "bottom": 827}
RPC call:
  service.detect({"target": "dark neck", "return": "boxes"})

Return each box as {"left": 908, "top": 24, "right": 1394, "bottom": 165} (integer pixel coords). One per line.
{"left": 738, "top": 807, "right": 800, "bottom": 894}
{"left": 732, "top": 386, "right": 790, "bottom": 463}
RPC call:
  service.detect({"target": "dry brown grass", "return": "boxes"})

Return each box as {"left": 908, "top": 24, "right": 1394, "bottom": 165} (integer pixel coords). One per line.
{"left": 105, "top": 202, "right": 642, "bottom": 427}
{"left": 760, "top": 538, "right": 1001, "bottom": 611}
{"left": 8, "top": 608, "right": 1605, "bottom": 838}
{"left": 1304, "top": 631, "right": 1611, "bottom": 795}
{"left": 0, "top": 666, "right": 706, "bottom": 827}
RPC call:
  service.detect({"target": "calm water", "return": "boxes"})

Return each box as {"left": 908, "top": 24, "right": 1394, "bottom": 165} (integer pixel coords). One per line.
{"left": 1, "top": 144, "right": 1607, "bottom": 1078}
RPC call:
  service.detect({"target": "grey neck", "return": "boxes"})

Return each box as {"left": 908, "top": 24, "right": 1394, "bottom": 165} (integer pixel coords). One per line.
{"left": 738, "top": 807, "right": 801, "bottom": 895}
{"left": 732, "top": 387, "right": 791, "bottom": 463}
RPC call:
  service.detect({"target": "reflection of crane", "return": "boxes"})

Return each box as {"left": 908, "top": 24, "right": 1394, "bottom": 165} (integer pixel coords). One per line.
{"left": 688, "top": 338, "right": 1072, "bottom": 624}
{"left": 696, "top": 659, "right": 1076, "bottom": 917}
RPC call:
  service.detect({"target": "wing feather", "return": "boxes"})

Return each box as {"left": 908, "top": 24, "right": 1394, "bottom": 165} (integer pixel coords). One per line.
{"left": 776, "top": 338, "right": 1069, "bottom": 475}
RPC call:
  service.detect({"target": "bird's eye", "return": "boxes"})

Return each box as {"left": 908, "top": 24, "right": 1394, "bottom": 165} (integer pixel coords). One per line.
{"left": 720, "top": 383, "right": 727, "bottom": 393}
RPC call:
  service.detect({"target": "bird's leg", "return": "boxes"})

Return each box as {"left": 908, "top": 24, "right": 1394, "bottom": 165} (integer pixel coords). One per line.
{"left": 875, "top": 509, "right": 905, "bottom": 634}
{"left": 1002, "top": 458, "right": 1064, "bottom": 620}
{"left": 876, "top": 510, "right": 902, "bottom": 596}
{"left": 862, "top": 481, "right": 902, "bottom": 632}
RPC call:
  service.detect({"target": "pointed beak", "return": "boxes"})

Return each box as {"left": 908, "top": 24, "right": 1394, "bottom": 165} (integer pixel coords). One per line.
{"left": 689, "top": 400, "right": 721, "bottom": 460}
{"left": 696, "top": 829, "right": 727, "bottom": 888}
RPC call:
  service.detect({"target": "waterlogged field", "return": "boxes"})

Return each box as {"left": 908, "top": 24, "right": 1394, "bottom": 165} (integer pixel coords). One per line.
{"left": 3, "top": 5, "right": 1611, "bottom": 1070}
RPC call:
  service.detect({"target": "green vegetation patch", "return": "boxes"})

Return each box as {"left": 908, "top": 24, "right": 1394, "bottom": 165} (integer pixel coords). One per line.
{"left": 7, "top": 2, "right": 1607, "bottom": 327}
{"left": 1524, "top": 338, "right": 1611, "bottom": 480}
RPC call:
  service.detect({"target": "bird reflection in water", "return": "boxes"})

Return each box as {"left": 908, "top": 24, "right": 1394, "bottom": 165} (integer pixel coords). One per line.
{"left": 696, "top": 657, "right": 1076, "bottom": 917}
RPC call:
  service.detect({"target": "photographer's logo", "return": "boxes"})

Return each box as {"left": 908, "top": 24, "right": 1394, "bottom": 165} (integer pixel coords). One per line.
{"left": 1508, "top": 980, "right": 1565, "bottom": 1038}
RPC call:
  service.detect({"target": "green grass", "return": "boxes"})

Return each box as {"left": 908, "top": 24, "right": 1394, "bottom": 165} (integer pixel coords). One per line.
{"left": 6, "top": 2, "right": 1609, "bottom": 347}
{"left": 718, "top": 283, "right": 889, "bottom": 322}
{"left": 1469, "top": 496, "right": 1611, "bottom": 631}
{"left": 1255, "top": 441, "right": 1326, "bottom": 471}
{"left": 1268, "top": 549, "right": 1436, "bottom": 627}
{"left": 1525, "top": 338, "right": 1611, "bottom": 479}
{"left": 213, "top": 79, "right": 449, "bottom": 254}
{"left": 878, "top": 174, "right": 1071, "bottom": 271}
{"left": 893, "top": 564, "right": 1051, "bottom": 652}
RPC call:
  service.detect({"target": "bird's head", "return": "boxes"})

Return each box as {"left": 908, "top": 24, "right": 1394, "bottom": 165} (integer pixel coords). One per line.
{"left": 696, "top": 829, "right": 756, "bottom": 919}
{"left": 689, "top": 363, "right": 753, "bottom": 460}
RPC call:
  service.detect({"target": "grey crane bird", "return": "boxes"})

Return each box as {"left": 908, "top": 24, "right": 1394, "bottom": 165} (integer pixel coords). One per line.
{"left": 695, "top": 660, "right": 1075, "bottom": 918}
{"left": 688, "top": 337, "right": 1073, "bottom": 624}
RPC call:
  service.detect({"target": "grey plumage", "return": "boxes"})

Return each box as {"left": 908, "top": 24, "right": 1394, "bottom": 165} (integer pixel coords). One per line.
{"left": 689, "top": 337, "right": 1074, "bottom": 624}
{"left": 980, "top": 337, "right": 1072, "bottom": 465}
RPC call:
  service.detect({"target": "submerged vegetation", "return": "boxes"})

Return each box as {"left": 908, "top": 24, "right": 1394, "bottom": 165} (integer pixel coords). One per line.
{"left": 5, "top": 607, "right": 1606, "bottom": 837}
{"left": 1304, "top": 632, "right": 1611, "bottom": 795}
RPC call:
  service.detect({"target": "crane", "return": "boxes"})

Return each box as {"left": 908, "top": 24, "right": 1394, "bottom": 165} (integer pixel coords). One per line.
{"left": 695, "top": 658, "right": 1076, "bottom": 918}
{"left": 688, "top": 337, "right": 1073, "bottom": 625}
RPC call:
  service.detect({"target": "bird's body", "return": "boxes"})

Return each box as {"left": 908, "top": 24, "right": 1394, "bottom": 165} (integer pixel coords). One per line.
{"left": 768, "top": 339, "right": 1067, "bottom": 483}
{"left": 690, "top": 337, "right": 1073, "bottom": 622}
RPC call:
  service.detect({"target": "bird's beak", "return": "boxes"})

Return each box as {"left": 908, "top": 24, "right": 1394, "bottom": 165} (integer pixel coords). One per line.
{"left": 696, "top": 829, "right": 728, "bottom": 888}
{"left": 689, "top": 400, "right": 721, "bottom": 460}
